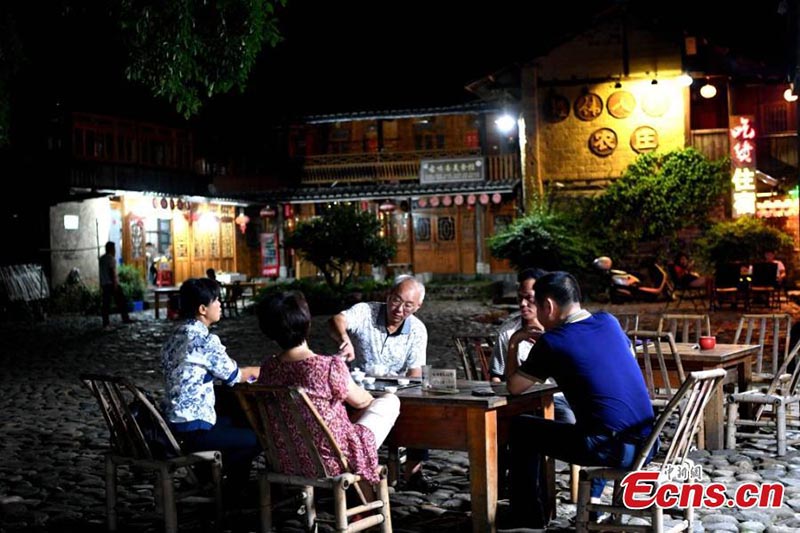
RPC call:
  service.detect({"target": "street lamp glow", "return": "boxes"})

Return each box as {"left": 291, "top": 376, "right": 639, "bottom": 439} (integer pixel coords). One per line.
{"left": 677, "top": 74, "right": 693, "bottom": 87}
{"left": 494, "top": 114, "right": 516, "bottom": 133}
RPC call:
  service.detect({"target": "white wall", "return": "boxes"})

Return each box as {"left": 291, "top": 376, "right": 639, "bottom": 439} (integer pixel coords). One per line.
{"left": 49, "top": 197, "right": 112, "bottom": 288}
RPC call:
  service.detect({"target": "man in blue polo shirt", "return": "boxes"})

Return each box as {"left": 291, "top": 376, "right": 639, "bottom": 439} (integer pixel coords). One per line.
{"left": 506, "top": 271, "right": 655, "bottom": 528}
{"left": 329, "top": 275, "right": 438, "bottom": 492}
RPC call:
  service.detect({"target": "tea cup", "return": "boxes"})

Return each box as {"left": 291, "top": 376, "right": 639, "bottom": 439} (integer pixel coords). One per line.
{"left": 699, "top": 336, "right": 717, "bottom": 350}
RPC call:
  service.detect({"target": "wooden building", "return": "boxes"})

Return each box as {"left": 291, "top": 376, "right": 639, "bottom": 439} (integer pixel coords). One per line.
{"left": 231, "top": 102, "right": 523, "bottom": 279}
{"left": 47, "top": 112, "right": 250, "bottom": 288}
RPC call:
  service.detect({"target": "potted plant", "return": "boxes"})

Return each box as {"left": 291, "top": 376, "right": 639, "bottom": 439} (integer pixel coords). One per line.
{"left": 118, "top": 264, "right": 146, "bottom": 311}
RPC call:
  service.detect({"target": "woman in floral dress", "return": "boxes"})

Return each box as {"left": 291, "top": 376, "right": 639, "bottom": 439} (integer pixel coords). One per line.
{"left": 256, "top": 291, "right": 400, "bottom": 484}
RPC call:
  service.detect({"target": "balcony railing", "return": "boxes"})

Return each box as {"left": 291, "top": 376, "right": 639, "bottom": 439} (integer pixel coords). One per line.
{"left": 690, "top": 129, "right": 798, "bottom": 173}
{"left": 299, "top": 151, "right": 520, "bottom": 185}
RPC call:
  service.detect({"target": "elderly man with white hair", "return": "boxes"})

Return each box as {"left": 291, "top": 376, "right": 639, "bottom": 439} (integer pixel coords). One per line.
{"left": 329, "top": 274, "right": 438, "bottom": 492}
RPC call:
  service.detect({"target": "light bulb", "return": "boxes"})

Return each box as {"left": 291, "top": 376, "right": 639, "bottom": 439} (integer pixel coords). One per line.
{"left": 700, "top": 83, "right": 717, "bottom": 99}
{"left": 677, "top": 74, "right": 693, "bottom": 87}
{"left": 784, "top": 88, "right": 798, "bottom": 102}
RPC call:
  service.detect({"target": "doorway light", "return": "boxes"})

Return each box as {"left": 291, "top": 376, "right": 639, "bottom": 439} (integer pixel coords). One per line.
{"left": 700, "top": 80, "right": 717, "bottom": 99}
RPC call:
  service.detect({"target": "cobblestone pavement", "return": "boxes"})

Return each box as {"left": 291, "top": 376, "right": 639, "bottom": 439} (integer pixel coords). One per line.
{"left": 2, "top": 298, "right": 800, "bottom": 532}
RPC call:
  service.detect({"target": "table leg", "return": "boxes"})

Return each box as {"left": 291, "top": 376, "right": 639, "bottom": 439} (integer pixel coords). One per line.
{"left": 541, "top": 396, "right": 556, "bottom": 520}
{"left": 154, "top": 293, "right": 161, "bottom": 319}
{"left": 704, "top": 384, "right": 725, "bottom": 449}
{"left": 467, "top": 408, "right": 498, "bottom": 533}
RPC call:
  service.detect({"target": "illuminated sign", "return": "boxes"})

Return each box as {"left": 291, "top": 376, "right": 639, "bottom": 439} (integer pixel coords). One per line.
{"left": 729, "top": 115, "right": 757, "bottom": 217}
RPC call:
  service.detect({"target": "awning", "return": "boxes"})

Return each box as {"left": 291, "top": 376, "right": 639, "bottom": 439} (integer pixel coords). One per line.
{"left": 230, "top": 179, "right": 520, "bottom": 205}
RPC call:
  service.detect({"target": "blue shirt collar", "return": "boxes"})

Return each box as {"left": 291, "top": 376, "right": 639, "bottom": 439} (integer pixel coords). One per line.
{"left": 378, "top": 303, "right": 412, "bottom": 335}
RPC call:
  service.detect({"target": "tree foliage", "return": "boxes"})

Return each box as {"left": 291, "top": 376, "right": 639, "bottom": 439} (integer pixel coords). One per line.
{"left": 591, "top": 148, "right": 729, "bottom": 257}
{"left": 695, "top": 216, "right": 794, "bottom": 271}
{"left": 284, "top": 205, "right": 396, "bottom": 288}
{"left": 118, "top": 0, "right": 285, "bottom": 117}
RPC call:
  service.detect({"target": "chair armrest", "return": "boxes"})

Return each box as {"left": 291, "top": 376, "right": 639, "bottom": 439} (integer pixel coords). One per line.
{"left": 728, "top": 392, "right": 783, "bottom": 405}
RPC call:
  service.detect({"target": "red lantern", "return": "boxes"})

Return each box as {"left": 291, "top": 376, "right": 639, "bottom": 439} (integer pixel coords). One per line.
{"left": 260, "top": 206, "right": 276, "bottom": 217}
{"left": 235, "top": 211, "right": 250, "bottom": 234}
{"left": 442, "top": 195, "right": 452, "bottom": 206}
{"left": 378, "top": 200, "right": 397, "bottom": 212}
{"left": 417, "top": 197, "right": 428, "bottom": 207}
{"left": 454, "top": 194, "right": 464, "bottom": 206}
{"left": 430, "top": 196, "right": 440, "bottom": 207}
{"left": 492, "top": 193, "right": 502, "bottom": 204}
{"left": 479, "top": 194, "right": 490, "bottom": 205}
{"left": 467, "top": 194, "right": 477, "bottom": 205}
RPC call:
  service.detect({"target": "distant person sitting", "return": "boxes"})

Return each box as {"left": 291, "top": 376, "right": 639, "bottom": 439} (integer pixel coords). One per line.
{"left": 672, "top": 252, "right": 711, "bottom": 295}
{"left": 98, "top": 241, "right": 132, "bottom": 328}
{"left": 764, "top": 250, "right": 787, "bottom": 287}
{"left": 206, "top": 268, "right": 217, "bottom": 281}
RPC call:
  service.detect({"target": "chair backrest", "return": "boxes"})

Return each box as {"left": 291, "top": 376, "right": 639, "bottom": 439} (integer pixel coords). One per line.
{"left": 614, "top": 313, "right": 640, "bottom": 333}
{"left": 81, "top": 373, "right": 182, "bottom": 460}
{"left": 234, "top": 383, "right": 350, "bottom": 479}
{"left": 751, "top": 262, "right": 779, "bottom": 288}
{"left": 628, "top": 330, "right": 684, "bottom": 402}
{"left": 658, "top": 313, "right": 711, "bottom": 343}
{"left": 632, "top": 369, "right": 726, "bottom": 471}
{"left": 752, "top": 339, "right": 800, "bottom": 422}
{"left": 453, "top": 335, "right": 496, "bottom": 381}
{"left": 734, "top": 313, "right": 793, "bottom": 375}
{"left": 715, "top": 263, "right": 743, "bottom": 288}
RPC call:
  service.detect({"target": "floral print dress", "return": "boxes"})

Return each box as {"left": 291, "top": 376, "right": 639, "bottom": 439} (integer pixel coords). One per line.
{"left": 258, "top": 354, "right": 380, "bottom": 483}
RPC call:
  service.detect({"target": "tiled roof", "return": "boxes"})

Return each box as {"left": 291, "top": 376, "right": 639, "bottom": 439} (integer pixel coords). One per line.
{"left": 303, "top": 101, "right": 502, "bottom": 124}
{"left": 229, "top": 179, "right": 520, "bottom": 204}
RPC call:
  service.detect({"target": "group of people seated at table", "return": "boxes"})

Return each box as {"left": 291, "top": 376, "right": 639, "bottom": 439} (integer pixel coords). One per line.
{"left": 158, "top": 268, "right": 661, "bottom": 528}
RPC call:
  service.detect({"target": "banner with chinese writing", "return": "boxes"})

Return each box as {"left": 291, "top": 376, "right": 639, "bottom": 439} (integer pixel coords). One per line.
{"left": 260, "top": 233, "right": 280, "bottom": 278}
{"left": 420, "top": 157, "right": 485, "bottom": 184}
{"left": 729, "top": 115, "right": 757, "bottom": 218}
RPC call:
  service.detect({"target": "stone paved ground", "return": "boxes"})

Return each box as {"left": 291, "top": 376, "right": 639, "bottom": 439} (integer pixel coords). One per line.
{"left": 2, "top": 297, "right": 800, "bottom": 532}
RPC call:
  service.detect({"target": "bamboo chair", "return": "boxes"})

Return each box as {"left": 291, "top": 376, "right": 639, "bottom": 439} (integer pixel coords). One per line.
{"left": 734, "top": 313, "right": 793, "bottom": 380}
{"left": 664, "top": 264, "right": 708, "bottom": 311}
{"left": 576, "top": 369, "right": 727, "bottom": 533}
{"left": 234, "top": 383, "right": 392, "bottom": 533}
{"left": 613, "top": 313, "right": 640, "bottom": 333}
{"left": 658, "top": 314, "right": 712, "bottom": 344}
{"left": 453, "top": 334, "right": 496, "bottom": 381}
{"left": 726, "top": 340, "right": 800, "bottom": 456}
{"left": 628, "top": 330, "right": 684, "bottom": 407}
{"left": 81, "top": 374, "right": 223, "bottom": 533}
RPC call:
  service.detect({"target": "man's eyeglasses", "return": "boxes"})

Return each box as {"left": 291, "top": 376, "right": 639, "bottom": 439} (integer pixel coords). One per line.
{"left": 389, "top": 294, "right": 418, "bottom": 312}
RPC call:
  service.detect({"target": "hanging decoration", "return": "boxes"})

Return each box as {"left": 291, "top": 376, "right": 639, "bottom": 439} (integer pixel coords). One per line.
{"left": 429, "top": 196, "right": 440, "bottom": 207}
{"left": 442, "top": 195, "right": 452, "bottom": 206}
{"left": 378, "top": 200, "right": 397, "bottom": 212}
{"left": 492, "top": 193, "right": 502, "bottom": 204}
{"left": 454, "top": 194, "right": 464, "bottom": 206}
{"left": 234, "top": 210, "right": 250, "bottom": 234}
{"left": 479, "top": 194, "right": 490, "bottom": 205}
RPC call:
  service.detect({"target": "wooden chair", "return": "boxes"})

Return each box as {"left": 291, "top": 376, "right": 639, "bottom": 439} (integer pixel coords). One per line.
{"left": 453, "top": 334, "right": 496, "bottom": 381}
{"left": 233, "top": 383, "right": 392, "bottom": 533}
{"left": 80, "top": 374, "right": 223, "bottom": 533}
{"left": 628, "top": 330, "right": 684, "bottom": 408}
{"left": 664, "top": 263, "right": 707, "bottom": 311}
{"left": 613, "top": 312, "right": 639, "bottom": 333}
{"left": 734, "top": 313, "right": 793, "bottom": 380}
{"left": 576, "top": 369, "right": 727, "bottom": 533}
{"left": 749, "top": 262, "right": 780, "bottom": 309}
{"left": 221, "top": 282, "right": 243, "bottom": 318}
{"left": 726, "top": 340, "right": 800, "bottom": 456}
{"left": 657, "top": 313, "right": 711, "bottom": 344}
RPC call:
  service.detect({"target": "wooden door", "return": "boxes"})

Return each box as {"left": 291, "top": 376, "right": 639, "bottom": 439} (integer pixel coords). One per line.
{"left": 412, "top": 207, "right": 460, "bottom": 273}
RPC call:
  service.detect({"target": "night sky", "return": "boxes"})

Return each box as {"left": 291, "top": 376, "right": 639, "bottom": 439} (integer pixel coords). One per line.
{"left": 5, "top": 1, "right": 794, "bottom": 134}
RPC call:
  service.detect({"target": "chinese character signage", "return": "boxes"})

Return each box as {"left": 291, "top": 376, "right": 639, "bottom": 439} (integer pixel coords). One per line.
{"left": 420, "top": 157, "right": 485, "bottom": 184}
{"left": 729, "top": 115, "right": 757, "bottom": 218}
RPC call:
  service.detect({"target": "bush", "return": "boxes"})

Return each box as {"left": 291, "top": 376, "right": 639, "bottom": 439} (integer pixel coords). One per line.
{"left": 118, "top": 264, "right": 146, "bottom": 302}
{"left": 49, "top": 268, "right": 101, "bottom": 315}
{"left": 590, "top": 148, "right": 729, "bottom": 258}
{"left": 488, "top": 205, "right": 597, "bottom": 278}
{"left": 695, "top": 217, "right": 794, "bottom": 272}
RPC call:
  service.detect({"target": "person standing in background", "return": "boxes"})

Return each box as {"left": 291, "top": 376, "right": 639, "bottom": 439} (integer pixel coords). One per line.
{"left": 99, "top": 241, "right": 132, "bottom": 328}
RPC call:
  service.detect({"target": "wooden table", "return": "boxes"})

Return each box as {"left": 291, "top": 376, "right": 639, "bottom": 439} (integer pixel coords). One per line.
{"left": 385, "top": 380, "right": 558, "bottom": 533}
{"left": 151, "top": 287, "right": 180, "bottom": 319}
{"left": 642, "top": 342, "right": 760, "bottom": 450}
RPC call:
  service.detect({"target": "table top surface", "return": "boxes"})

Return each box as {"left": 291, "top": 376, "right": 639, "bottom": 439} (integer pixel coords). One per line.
{"left": 673, "top": 342, "right": 760, "bottom": 362}
{"left": 388, "top": 380, "right": 558, "bottom": 408}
